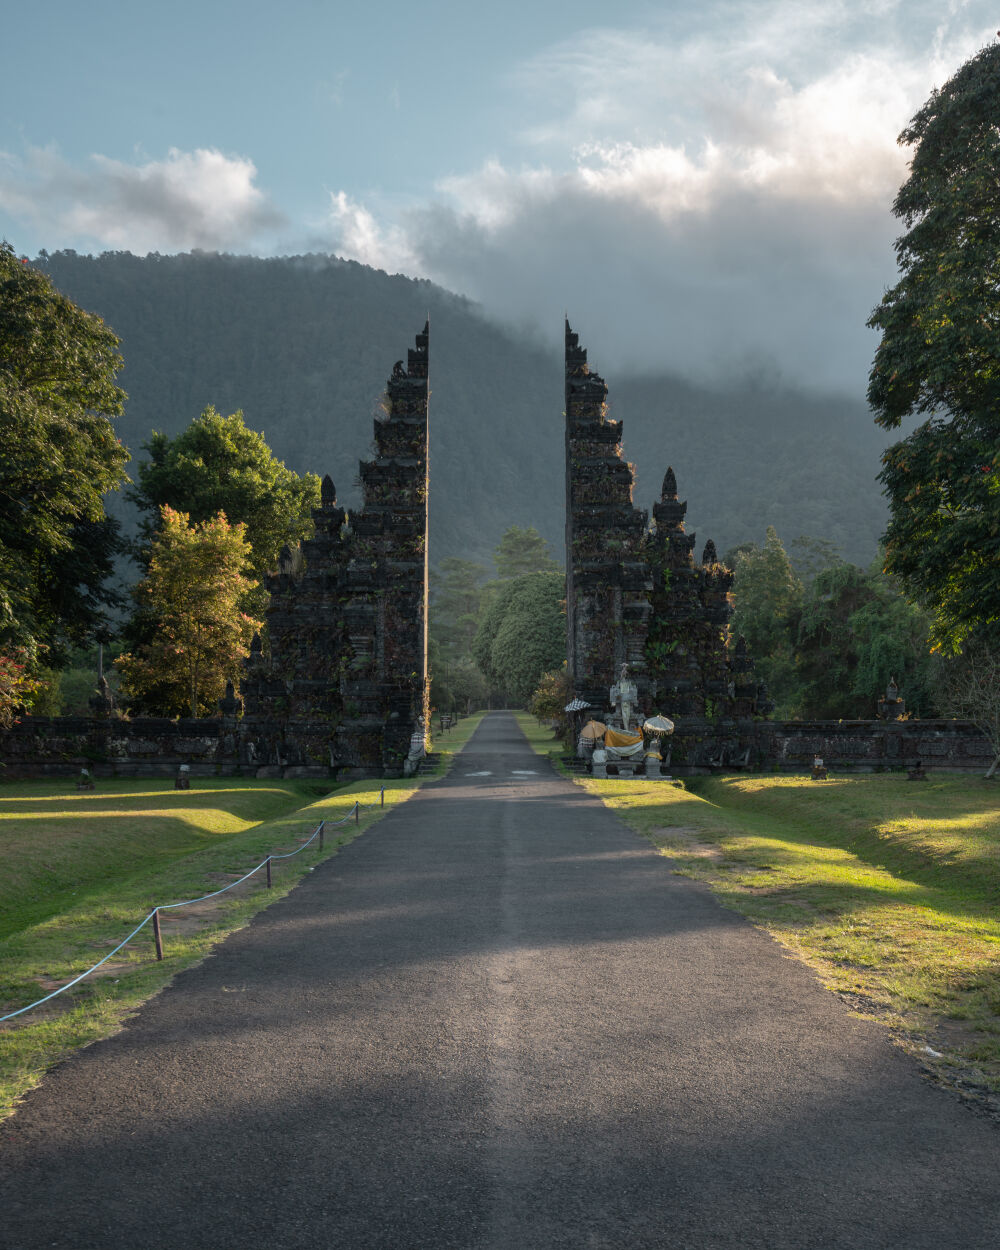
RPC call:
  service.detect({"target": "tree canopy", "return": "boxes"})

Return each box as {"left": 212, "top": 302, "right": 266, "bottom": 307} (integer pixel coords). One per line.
{"left": 867, "top": 42, "right": 1000, "bottom": 650}
{"left": 116, "top": 506, "right": 260, "bottom": 717}
{"left": 473, "top": 570, "right": 565, "bottom": 705}
{"left": 130, "top": 406, "right": 320, "bottom": 581}
{"left": 493, "top": 526, "right": 561, "bottom": 579}
{"left": 0, "top": 242, "right": 128, "bottom": 662}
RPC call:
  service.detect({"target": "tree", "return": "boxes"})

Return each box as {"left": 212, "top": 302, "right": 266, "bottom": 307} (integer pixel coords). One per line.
{"left": 794, "top": 559, "right": 940, "bottom": 719}
{"left": 729, "top": 527, "right": 803, "bottom": 713}
{"left": 937, "top": 639, "right": 1000, "bottom": 778}
{"left": 867, "top": 42, "right": 1000, "bottom": 651}
{"left": 116, "top": 506, "right": 261, "bottom": 717}
{"left": 473, "top": 571, "right": 565, "bottom": 705}
{"left": 0, "top": 649, "right": 41, "bottom": 728}
{"left": 130, "top": 406, "right": 321, "bottom": 582}
{"left": 0, "top": 241, "right": 128, "bottom": 660}
{"left": 493, "top": 526, "right": 561, "bottom": 579}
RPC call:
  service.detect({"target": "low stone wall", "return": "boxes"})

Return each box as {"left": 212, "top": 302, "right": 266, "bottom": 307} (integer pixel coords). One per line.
{"left": 0, "top": 716, "right": 243, "bottom": 779}
{"left": 1, "top": 713, "right": 992, "bottom": 781}
{"left": 668, "top": 718, "right": 992, "bottom": 775}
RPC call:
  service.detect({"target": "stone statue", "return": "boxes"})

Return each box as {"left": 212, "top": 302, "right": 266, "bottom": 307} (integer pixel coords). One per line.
{"left": 609, "top": 663, "right": 638, "bottom": 731}
{"left": 88, "top": 674, "right": 116, "bottom": 717}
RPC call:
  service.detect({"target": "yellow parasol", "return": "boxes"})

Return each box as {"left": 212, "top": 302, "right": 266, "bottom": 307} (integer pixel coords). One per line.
{"left": 580, "top": 719, "right": 607, "bottom": 741}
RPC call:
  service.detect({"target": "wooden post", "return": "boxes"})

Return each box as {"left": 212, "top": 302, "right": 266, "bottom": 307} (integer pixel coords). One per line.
{"left": 266, "top": 856, "right": 272, "bottom": 888}
{"left": 318, "top": 821, "right": 325, "bottom": 851}
{"left": 380, "top": 787, "right": 385, "bottom": 807}
{"left": 153, "top": 909, "right": 164, "bottom": 961}
{"left": 354, "top": 802, "right": 360, "bottom": 825}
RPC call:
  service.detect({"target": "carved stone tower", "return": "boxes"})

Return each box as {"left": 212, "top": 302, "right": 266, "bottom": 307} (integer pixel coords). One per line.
{"left": 564, "top": 320, "right": 652, "bottom": 709}
{"left": 241, "top": 324, "right": 430, "bottom": 777}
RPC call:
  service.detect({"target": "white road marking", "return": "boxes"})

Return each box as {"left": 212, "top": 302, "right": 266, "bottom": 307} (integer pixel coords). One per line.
{"left": 511, "top": 770, "right": 538, "bottom": 775}
{"left": 464, "top": 770, "right": 493, "bottom": 777}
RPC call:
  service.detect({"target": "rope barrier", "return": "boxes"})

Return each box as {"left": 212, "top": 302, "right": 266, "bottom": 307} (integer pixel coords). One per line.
{"left": 0, "top": 787, "right": 387, "bottom": 1024}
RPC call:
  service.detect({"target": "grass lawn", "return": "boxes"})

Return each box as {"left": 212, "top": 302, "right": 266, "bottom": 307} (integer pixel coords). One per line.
{"left": 514, "top": 712, "right": 1000, "bottom": 1103}
{"left": 0, "top": 714, "right": 485, "bottom": 1120}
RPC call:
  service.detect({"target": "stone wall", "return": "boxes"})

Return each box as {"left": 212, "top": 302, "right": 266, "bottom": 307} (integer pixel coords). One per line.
{"left": 1, "top": 713, "right": 988, "bottom": 780}
{"left": 0, "top": 716, "right": 243, "bottom": 779}
{"left": 664, "top": 717, "right": 992, "bottom": 775}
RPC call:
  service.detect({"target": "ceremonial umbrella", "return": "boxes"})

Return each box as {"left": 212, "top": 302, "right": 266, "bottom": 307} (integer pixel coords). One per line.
{"left": 580, "top": 719, "right": 607, "bottom": 741}
{"left": 643, "top": 714, "right": 675, "bottom": 735}
{"left": 564, "top": 698, "right": 591, "bottom": 713}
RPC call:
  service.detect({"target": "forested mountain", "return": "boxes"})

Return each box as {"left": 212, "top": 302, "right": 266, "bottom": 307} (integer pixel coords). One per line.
{"left": 38, "top": 250, "right": 887, "bottom": 571}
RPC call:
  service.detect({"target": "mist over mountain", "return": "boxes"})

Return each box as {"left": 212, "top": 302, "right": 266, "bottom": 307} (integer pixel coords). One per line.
{"left": 38, "top": 249, "right": 887, "bottom": 572}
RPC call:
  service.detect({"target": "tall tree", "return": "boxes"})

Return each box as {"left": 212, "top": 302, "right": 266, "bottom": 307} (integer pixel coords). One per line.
{"left": 493, "top": 526, "right": 561, "bottom": 579}
{"left": 473, "top": 571, "right": 565, "bottom": 705}
{"left": 867, "top": 42, "right": 1000, "bottom": 651}
{"left": 116, "top": 506, "right": 260, "bottom": 717}
{"left": 729, "top": 527, "right": 803, "bottom": 713}
{"left": 0, "top": 241, "right": 128, "bottom": 662}
{"left": 130, "top": 406, "right": 321, "bottom": 581}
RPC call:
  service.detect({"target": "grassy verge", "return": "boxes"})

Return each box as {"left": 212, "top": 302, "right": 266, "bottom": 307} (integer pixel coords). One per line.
{"left": 429, "top": 710, "right": 488, "bottom": 764}
{"left": 579, "top": 770, "right": 1000, "bottom": 1103}
{"left": 512, "top": 712, "right": 565, "bottom": 763}
{"left": 0, "top": 776, "right": 419, "bottom": 1119}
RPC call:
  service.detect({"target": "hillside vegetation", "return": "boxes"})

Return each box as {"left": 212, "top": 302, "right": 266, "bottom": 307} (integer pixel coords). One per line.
{"left": 38, "top": 250, "right": 887, "bottom": 568}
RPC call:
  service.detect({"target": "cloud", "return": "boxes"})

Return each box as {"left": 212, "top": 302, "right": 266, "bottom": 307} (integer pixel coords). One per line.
{"left": 0, "top": 145, "right": 286, "bottom": 253}
{"left": 325, "top": 4, "right": 996, "bottom": 391}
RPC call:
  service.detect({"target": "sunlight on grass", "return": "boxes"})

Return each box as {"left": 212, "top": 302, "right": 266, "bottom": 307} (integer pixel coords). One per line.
{"left": 0, "top": 776, "right": 422, "bottom": 1120}
{"left": 581, "top": 771, "right": 1000, "bottom": 1097}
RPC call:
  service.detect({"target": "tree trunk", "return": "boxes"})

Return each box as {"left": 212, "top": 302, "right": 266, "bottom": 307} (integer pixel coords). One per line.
{"left": 986, "top": 752, "right": 999, "bottom": 780}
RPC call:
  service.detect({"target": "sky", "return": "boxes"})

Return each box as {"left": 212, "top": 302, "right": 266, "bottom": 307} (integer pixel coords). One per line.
{"left": 1, "top": 0, "right": 995, "bottom": 393}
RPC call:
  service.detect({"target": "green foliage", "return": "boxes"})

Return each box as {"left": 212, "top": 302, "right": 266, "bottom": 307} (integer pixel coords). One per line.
{"left": 473, "top": 571, "right": 566, "bottom": 705}
{"left": 795, "top": 559, "right": 939, "bottom": 719}
{"left": 116, "top": 506, "right": 261, "bottom": 717}
{"left": 493, "top": 525, "right": 561, "bottom": 578}
{"left": 528, "top": 665, "right": 571, "bottom": 733}
{"left": 730, "top": 527, "right": 803, "bottom": 712}
{"left": 867, "top": 43, "right": 1000, "bottom": 650}
{"left": 130, "top": 406, "right": 320, "bottom": 581}
{"left": 0, "top": 650, "right": 41, "bottom": 727}
{"left": 0, "top": 242, "right": 128, "bottom": 661}
{"left": 732, "top": 529, "right": 940, "bottom": 718}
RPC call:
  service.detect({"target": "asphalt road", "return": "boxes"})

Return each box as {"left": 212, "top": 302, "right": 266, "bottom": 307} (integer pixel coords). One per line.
{"left": 2, "top": 712, "right": 998, "bottom": 1249}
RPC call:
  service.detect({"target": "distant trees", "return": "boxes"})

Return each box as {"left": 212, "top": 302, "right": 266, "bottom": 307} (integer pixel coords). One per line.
{"left": 0, "top": 241, "right": 128, "bottom": 668}
{"left": 729, "top": 528, "right": 802, "bottom": 712}
{"left": 867, "top": 42, "right": 1000, "bottom": 653}
{"left": 429, "top": 527, "right": 566, "bottom": 710}
{"left": 729, "top": 530, "right": 939, "bottom": 718}
{"left": 494, "top": 526, "right": 561, "bottom": 579}
{"left": 116, "top": 507, "right": 260, "bottom": 717}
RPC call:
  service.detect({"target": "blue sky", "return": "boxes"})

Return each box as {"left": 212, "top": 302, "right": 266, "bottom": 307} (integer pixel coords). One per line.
{"left": 2, "top": 1, "right": 995, "bottom": 389}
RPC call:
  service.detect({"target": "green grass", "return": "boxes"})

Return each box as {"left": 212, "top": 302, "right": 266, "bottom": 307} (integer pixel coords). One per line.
{"left": 512, "top": 711, "right": 565, "bottom": 761}
{"left": 0, "top": 777, "right": 322, "bottom": 940}
{"left": 429, "top": 710, "right": 488, "bottom": 761}
{"left": 0, "top": 775, "right": 422, "bottom": 1119}
{"left": 580, "top": 770, "right": 1000, "bottom": 1096}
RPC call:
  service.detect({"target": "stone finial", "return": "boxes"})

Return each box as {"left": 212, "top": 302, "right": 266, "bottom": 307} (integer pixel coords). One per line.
{"left": 702, "top": 539, "right": 718, "bottom": 566}
{"left": 250, "top": 633, "right": 263, "bottom": 658}
{"left": 321, "top": 474, "right": 336, "bottom": 508}
{"left": 391, "top": 360, "right": 406, "bottom": 381}
{"left": 735, "top": 635, "right": 748, "bottom": 659}
{"left": 662, "top": 467, "right": 678, "bottom": 500}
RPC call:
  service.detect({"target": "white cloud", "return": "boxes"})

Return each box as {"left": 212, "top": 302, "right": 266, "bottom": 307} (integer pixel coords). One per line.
{"left": 325, "top": 5, "right": 996, "bottom": 390}
{"left": 0, "top": 145, "right": 285, "bottom": 253}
